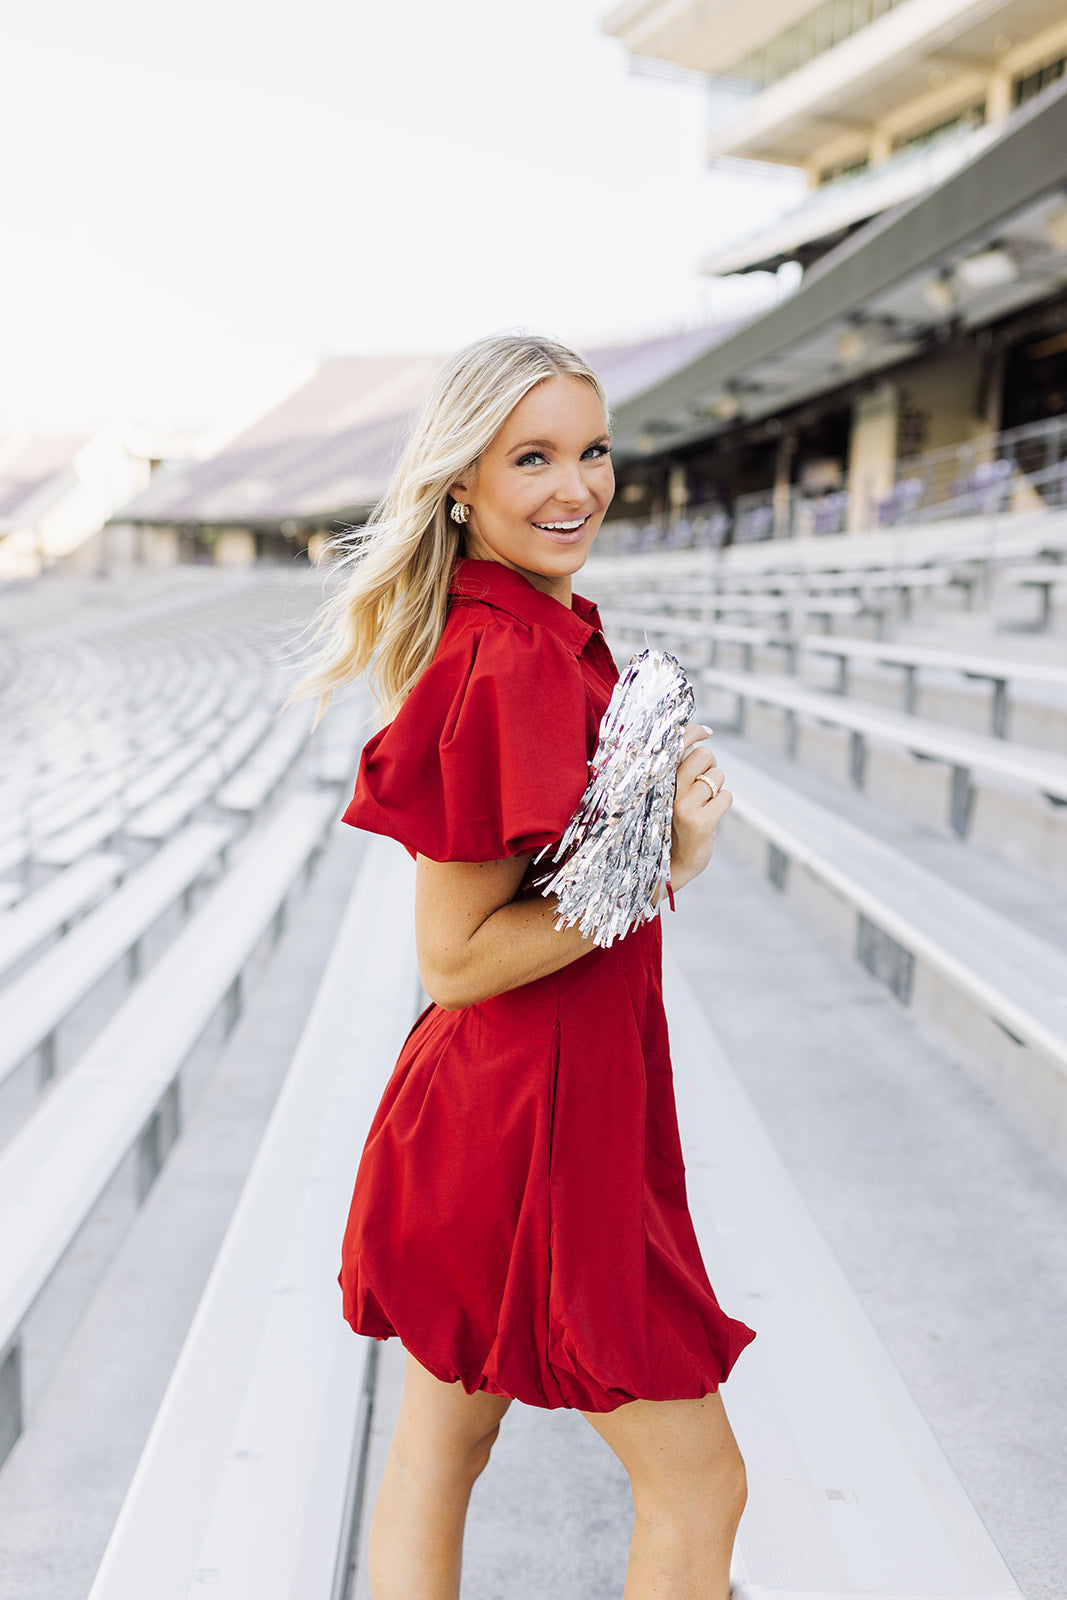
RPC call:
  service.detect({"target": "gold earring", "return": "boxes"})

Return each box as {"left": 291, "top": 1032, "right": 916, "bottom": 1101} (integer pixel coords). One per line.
{"left": 450, "top": 501, "right": 470, "bottom": 525}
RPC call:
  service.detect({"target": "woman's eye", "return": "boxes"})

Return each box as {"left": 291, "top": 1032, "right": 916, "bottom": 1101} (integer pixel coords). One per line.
{"left": 514, "top": 443, "right": 610, "bottom": 468}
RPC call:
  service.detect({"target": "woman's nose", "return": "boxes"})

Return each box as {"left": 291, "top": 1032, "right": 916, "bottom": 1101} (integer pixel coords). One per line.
{"left": 556, "top": 463, "right": 588, "bottom": 504}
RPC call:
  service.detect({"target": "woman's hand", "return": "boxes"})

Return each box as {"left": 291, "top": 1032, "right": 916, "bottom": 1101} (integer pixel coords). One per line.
{"left": 669, "top": 723, "right": 732, "bottom": 893}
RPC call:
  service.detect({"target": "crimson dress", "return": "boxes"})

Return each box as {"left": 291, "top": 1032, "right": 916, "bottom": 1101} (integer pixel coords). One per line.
{"left": 338, "top": 557, "right": 755, "bottom": 1412}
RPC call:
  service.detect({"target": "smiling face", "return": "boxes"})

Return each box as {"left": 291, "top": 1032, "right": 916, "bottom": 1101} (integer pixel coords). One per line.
{"left": 451, "top": 374, "right": 614, "bottom": 604}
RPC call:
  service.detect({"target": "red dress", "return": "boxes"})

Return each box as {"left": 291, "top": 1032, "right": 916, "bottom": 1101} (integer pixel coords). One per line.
{"left": 338, "top": 557, "right": 755, "bottom": 1412}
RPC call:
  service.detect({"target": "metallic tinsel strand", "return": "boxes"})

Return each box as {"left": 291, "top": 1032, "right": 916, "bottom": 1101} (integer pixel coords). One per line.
{"left": 535, "top": 648, "right": 695, "bottom": 948}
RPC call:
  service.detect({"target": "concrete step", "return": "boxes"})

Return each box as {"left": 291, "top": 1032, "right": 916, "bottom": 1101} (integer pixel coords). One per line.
{"left": 669, "top": 847, "right": 1067, "bottom": 1600}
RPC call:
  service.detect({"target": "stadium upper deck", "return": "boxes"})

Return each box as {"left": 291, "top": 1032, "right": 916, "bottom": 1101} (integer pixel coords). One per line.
{"left": 603, "top": 0, "right": 1067, "bottom": 276}
{"left": 597, "top": 0, "right": 1067, "bottom": 543}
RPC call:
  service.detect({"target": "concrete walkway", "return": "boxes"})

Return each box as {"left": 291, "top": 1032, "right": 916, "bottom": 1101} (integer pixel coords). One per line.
{"left": 672, "top": 840, "right": 1067, "bottom": 1600}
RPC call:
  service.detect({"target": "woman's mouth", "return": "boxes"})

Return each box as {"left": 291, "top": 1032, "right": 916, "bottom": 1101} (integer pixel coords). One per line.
{"left": 531, "top": 515, "right": 591, "bottom": 544}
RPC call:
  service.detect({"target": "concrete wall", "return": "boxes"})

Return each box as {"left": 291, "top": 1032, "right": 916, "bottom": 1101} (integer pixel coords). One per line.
{"left": 896, "top": 347, "right": 987, "bottom": 456}
{"left": 215, "top": 528, "right": 257, "bottom": 567}
{"left": 846, "top": 381, "right": 898, "bottom": 531}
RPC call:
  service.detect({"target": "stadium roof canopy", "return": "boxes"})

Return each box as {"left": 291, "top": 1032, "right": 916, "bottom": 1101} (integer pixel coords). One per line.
{"left": 0, "top": 434, "right": 92, "bottom": 533}
{"left": 116, "top": 324, "right": 742, "bottom": 529}
{"left": 610, "top": 74, "right": 1067, "bottom": 461}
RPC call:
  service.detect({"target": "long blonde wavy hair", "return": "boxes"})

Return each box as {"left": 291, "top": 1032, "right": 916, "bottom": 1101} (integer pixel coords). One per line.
{"left": 289, "top": 333, "right": 609, "bottom": 724}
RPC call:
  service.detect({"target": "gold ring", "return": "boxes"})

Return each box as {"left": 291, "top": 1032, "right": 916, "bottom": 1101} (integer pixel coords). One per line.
{"left": 695, "top": 772, "right": 720, "bottom": 798}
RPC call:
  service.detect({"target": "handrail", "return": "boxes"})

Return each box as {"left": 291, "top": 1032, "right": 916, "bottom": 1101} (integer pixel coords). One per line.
{"left": 598, "top": 414, "right": 1067, "bottom": 552}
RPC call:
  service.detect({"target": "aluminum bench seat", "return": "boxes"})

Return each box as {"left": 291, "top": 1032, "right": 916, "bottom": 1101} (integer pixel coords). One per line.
{"left": 604, "top": 611, "right": 1067, "bottom": 738}
{"left": 716, "top": 745, "right": 1067, "bottom": 1163}
{"left": 215, "top": 703, "right": 316, "bottom": 816}
{"left": 120, "top": 720, "right": 230, "bottom": 811}
{"left": 0, "top": 792, "right": 337, "bottom": 1466}
{"left": 700, "top": 665, "right": 1067, "bottom": 835}
{"left": 1000, "top": 562, "right": 1067, "bottom": 629}
{"left": 796, "top": 635, "right": 1067, "bottom": 735}
{"left": 314, "top": 697, "right": 371, "bottom": 788}
{"left": 32, "top": 803, "right": 131, "bottom": 870}
{"left": 0, "top": 852, "right": 125, "bottom": 984}
{"left": 0, "top": 823, "right": 232, "bottom": 1087}
{"left": 85, "top": 835, "right": 416, "bottom": 1600}
{"left": 126, "top": 706, "right": 276, "bottom": 842}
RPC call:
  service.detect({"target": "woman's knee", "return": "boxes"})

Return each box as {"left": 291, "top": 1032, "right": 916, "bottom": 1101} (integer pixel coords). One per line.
{"left": 632, "top": 1442, "right": 746, "bottom": 1553}
{"left": 719, "top": 1441, "right": 748, "bottom": 1519}
{"left": 465, "top": 1418, "right": 502, "bottom": 1481}
{"left": 593, "top": 1393, "right": 747, "bottom": 1526}
{"left": 646, "top": 1432, "right": 745, "bottom": 1514}
{"left": 393, "top": 1354, "right": 509, "bottom": 1486}
{"left": 393, "top": 1408, "right": 502, "bottom": 1489}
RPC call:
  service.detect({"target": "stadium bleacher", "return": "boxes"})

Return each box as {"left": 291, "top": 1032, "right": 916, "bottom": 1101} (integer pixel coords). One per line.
{"left": 0, "top": 569, "right": 363, "bottom": 1475}
{"left": 0, "top": 523, "right": 1064, "bottom": 1599}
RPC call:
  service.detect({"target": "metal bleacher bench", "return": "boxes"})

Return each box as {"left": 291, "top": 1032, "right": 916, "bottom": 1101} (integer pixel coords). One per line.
{"left": 0, "top": 823, "right": 232, "bottom": 1088}
{"left": 795, "top": 636, "right": 1067, "bottom": 737}
{"left": 604, "top": 609, "right": 1067, "bottom": 740}
{"left": 0, "top": 792, "right": 336, "bottom": 1467}
{"left": 14, "top": 728, "right": 208, "bottom": 872}
{"left": 1001, "top": 561, "right": 1067, "bottom": 629}
{"left": 700, "top": 665, "right": 1067, "bottom": 838}
{"left": 685, "top": 566, "right": 955, "bottom": 601}
{"left": 126, "top": 705, "right": 276, "bottom": 843}
{"left": 716, "top": 745, "right": 1067, "bottom": 1166}
{"left": 663, "top": 946, "right": 1023, "bottom": 1600}
{"left": 0, "top": 852, "right": 125, "bottom": 984}
{"left": 216, "top": 702, "right": 316, "bottom": 817}
{"left": 85, "top": 835, "right": 417, "bottom": 1600}
{"left": 604, "top": 616, "right": 1067, "bottom": 832}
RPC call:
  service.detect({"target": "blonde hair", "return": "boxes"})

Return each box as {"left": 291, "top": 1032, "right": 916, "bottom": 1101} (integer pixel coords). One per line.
{"left": 289, "top": 332, "right": 608, "bottom": 724}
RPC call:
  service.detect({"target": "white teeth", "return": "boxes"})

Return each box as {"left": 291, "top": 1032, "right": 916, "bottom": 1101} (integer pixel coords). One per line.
{"left": 535, "top": 518, "right": 586, "bottom": 530}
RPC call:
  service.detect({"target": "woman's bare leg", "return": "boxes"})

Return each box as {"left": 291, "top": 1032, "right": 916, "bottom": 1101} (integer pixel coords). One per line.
{"left": 583, "top": 1390, "right": 746, "bottom": 1600}
{"left": 368, "top": 1350, "right": 511, "bottom": 1600}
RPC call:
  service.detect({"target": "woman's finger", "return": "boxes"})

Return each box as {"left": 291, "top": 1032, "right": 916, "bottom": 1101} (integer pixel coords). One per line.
{"left": 681, "top": 722, "right": 713, "bottom": 753}
{"left": 691, "top": 766, "right": 726, "bottom": 802}
{"left": 678, "top": 741, "right": 717, "bottom": 780}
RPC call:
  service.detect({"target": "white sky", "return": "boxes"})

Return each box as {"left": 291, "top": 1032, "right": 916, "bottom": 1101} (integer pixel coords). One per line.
{"left": 0, "top": 0, "right": 804, "bottom": 433}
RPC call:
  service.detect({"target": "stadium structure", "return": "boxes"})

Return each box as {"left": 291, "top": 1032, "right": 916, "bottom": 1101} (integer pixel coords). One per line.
{"left": 600, "top": 0, "right": 1067, "bottom": 541}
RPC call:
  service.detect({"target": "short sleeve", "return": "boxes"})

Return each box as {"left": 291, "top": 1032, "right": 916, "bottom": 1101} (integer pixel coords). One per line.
{"left": 342, "top": 612, "right": 592, "bottom": 862}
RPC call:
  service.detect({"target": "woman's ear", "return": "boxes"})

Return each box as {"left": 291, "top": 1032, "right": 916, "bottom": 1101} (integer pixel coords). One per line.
{"left": 449, "top": 458, "right": 479, "bottom": 503}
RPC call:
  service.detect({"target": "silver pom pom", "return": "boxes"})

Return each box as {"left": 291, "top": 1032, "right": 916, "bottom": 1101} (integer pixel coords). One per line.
{"left": 536, "top": 649, "right": 695, "bottom": 948}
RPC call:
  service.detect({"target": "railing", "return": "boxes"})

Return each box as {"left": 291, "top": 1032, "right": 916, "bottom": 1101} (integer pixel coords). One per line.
{"left": 733, "top": 484, "right": 851, "bottom": 541}
{"left": 595, "top": 501, "right": 732, "bottom": 556}
{"left": 886, "top": 415, "right": 1067, "bottom": 523}
{"left": 598, "top": 413, "right": 1067, "bottom": 551}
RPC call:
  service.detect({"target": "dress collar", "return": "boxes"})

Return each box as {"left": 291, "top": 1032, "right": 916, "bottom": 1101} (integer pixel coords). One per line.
{"left": 449, "top": 557, "right": 601, "bottom": 655}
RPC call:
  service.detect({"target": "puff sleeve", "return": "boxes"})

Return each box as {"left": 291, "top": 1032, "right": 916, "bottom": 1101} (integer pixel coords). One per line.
{"left": 342, "top": 612, "right": 593, "bottom": 862}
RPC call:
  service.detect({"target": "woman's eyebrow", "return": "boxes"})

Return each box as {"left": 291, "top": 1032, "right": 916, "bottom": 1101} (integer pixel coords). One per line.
{"left": 507, "top": 433, "right": 611, "bottom": 453}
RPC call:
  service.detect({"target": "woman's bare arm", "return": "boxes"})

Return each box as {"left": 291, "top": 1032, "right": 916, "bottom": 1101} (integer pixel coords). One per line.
{"left": 416, "top": 854, "right": 593, "bottom": 1008}
{"left": 416, "top": 725, "right": 732, "bottom": 1009}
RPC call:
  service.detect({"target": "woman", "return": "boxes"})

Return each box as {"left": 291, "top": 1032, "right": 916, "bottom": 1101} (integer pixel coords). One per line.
{"left": 295, "top": 333, "right": 754, "bottom": 1599}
